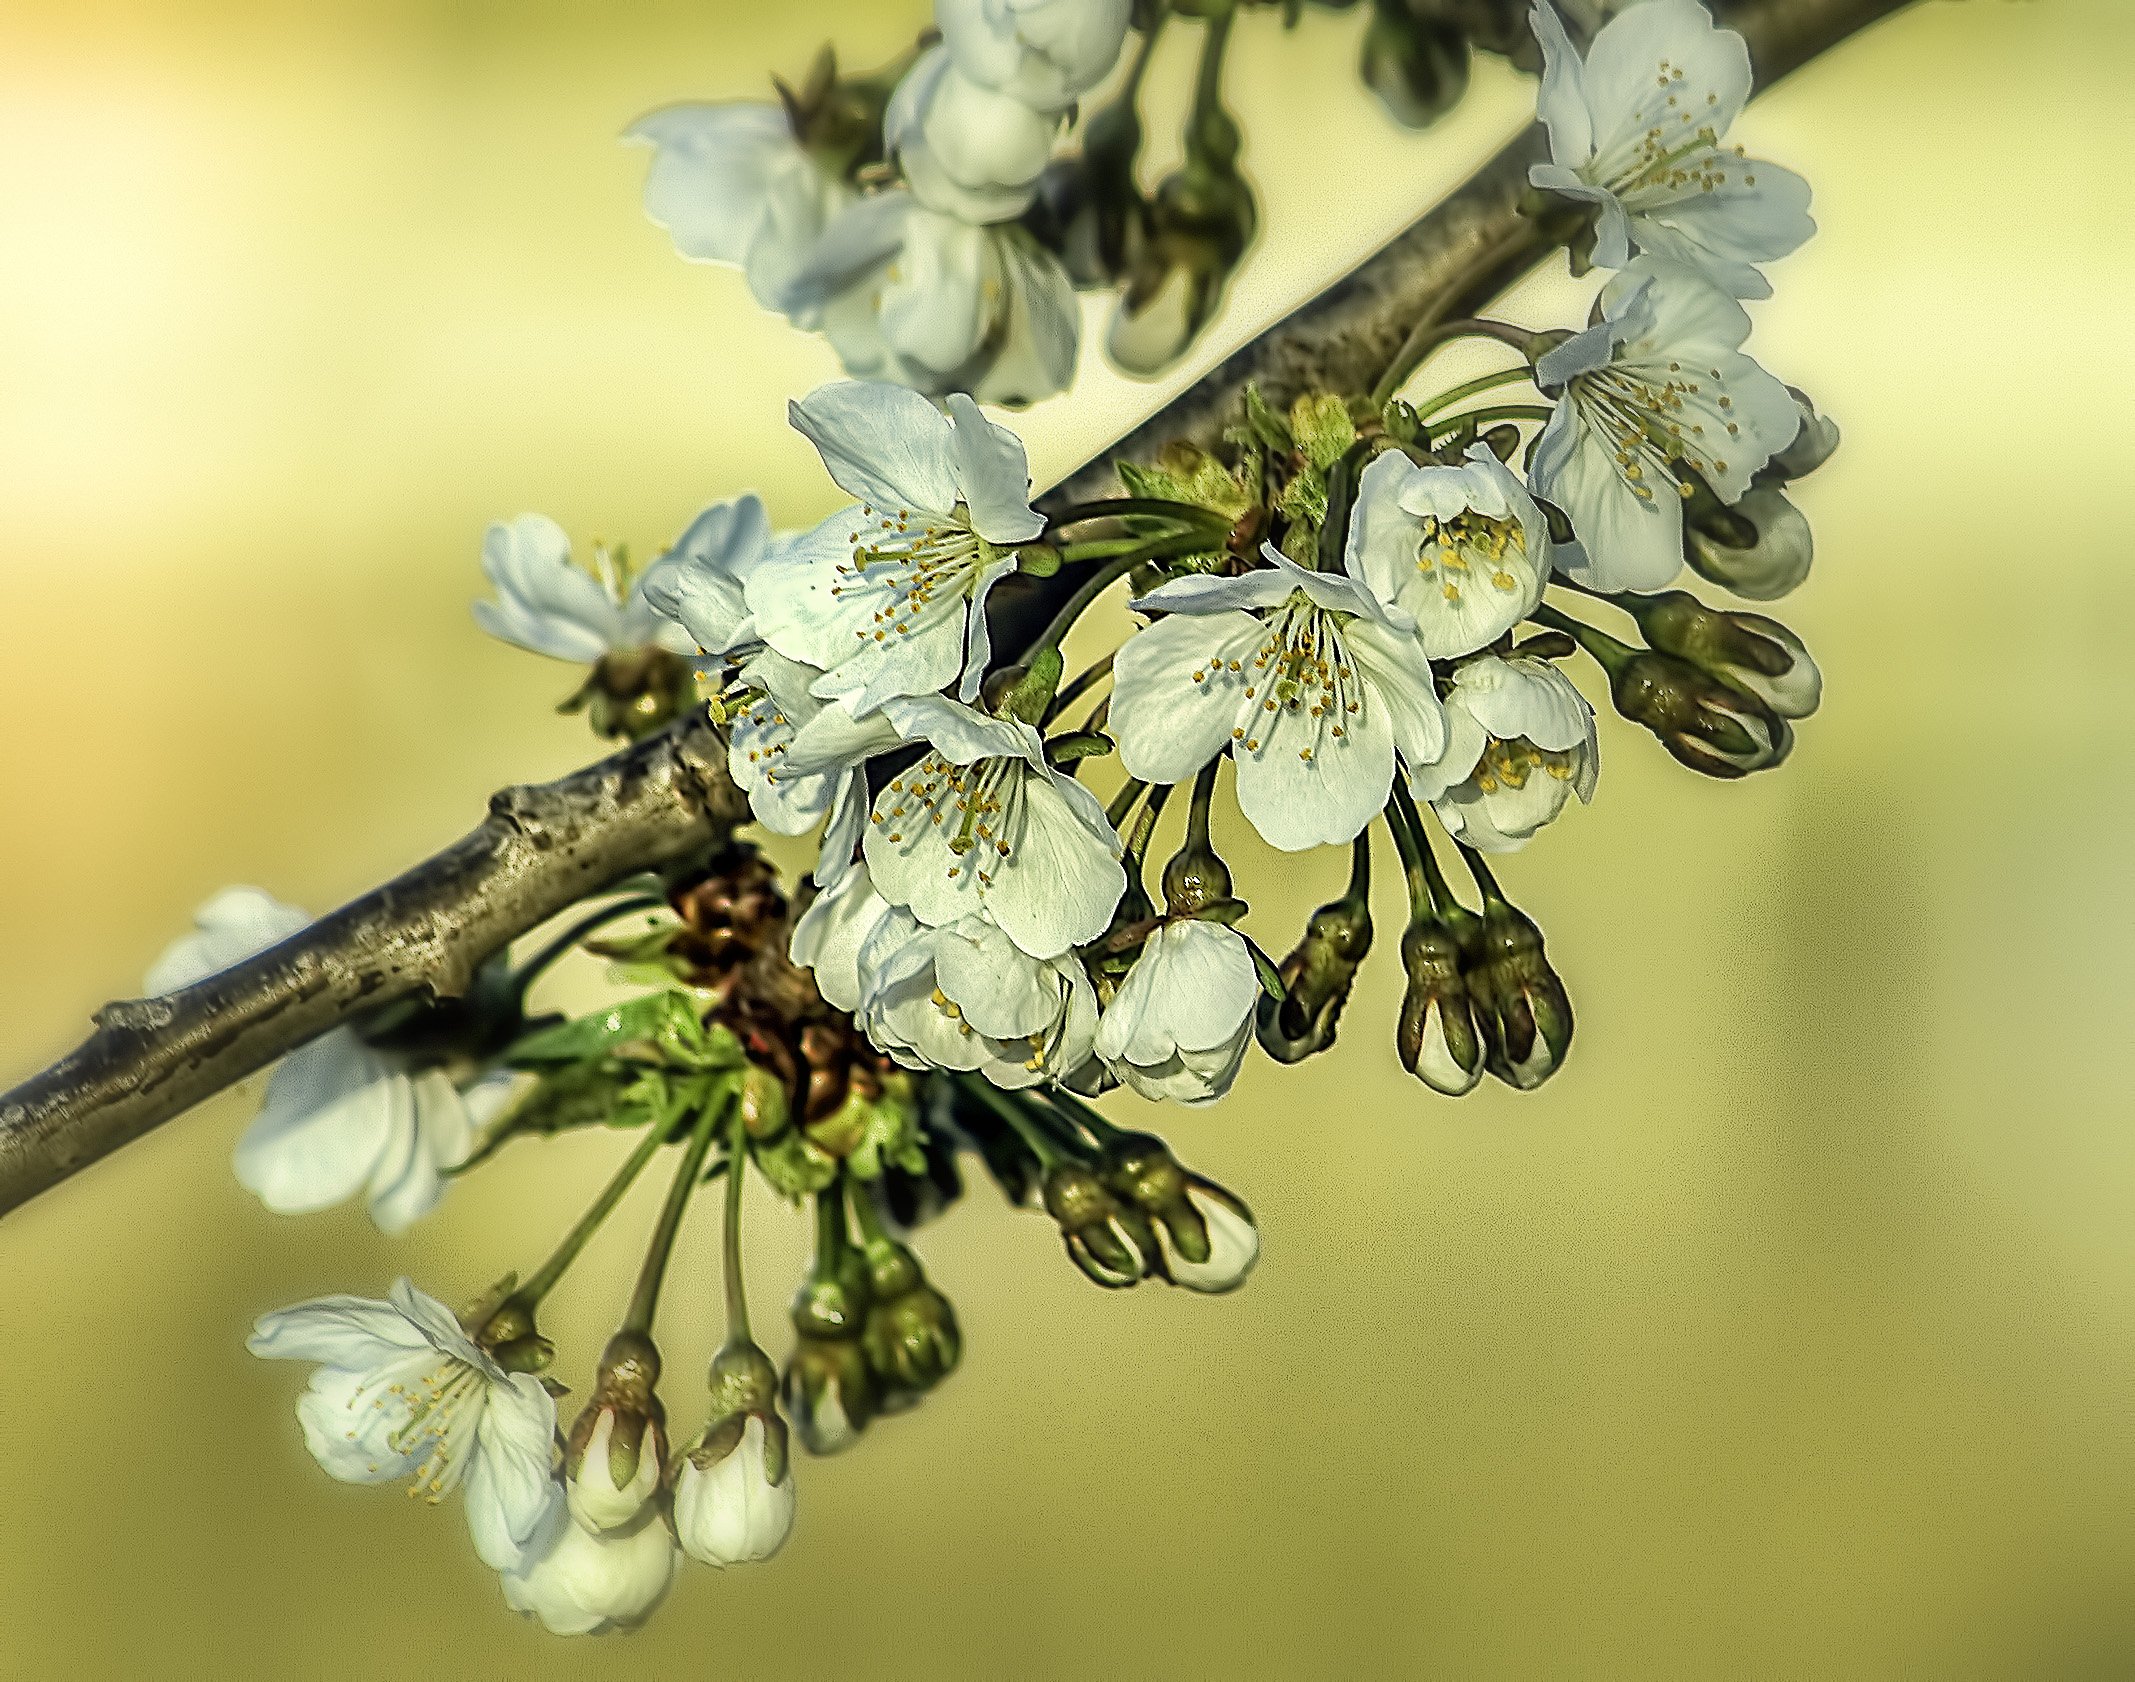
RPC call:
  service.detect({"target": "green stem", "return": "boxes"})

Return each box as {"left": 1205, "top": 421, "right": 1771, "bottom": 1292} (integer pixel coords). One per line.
{"left": 1531, "top": 601, "right": 1635, "bottom": 678}
{"left": 510, "top": 895, "right": 668, "bottom": 999}
{"left": 1387, "top": 782, "right": 1461, "bottom": 920}
{"left": 1454, "top": 839, "right": 1509, "bottom": 909}
{"left": 1371, "top": 316, "right": 1536, "bottom": 411}
{"left": 1416, "top": 365, "right": 1536, "bottom": 422}
{"left": 1426, "top": 404, "right": 1557, "bottom": 439}
{"left": 812, "top": 1183, "right": 847, "bottom": 1270}
{"left": 847, "top": 1179, "right": 891, "bottom": 1247}
{"left": 1185, "top": 760, "right": 1219, "bottom": 856}
{"left": 955, "top": 1075, "right": 1071, "bottom": 1169}
{"left": 1041, "top": 1086, "right": 1127, "bottom": 1149}
{"left": 1045, "top": 651, "right": 1116, "bottom": 724}
{"left": 619, "top": 1093, "right": 725, "bottom": 1336}
{"left": 515, "top": 1119, "right": 670, "bottom": 1308}
{"left": 1190, "top": 3, "right": 1236, "bottom": 142}
{"left": 1107, "top": 778, "right": 1149, "bottom": 830}
{"left": 1021, "top": 552, "right": 1150, "bottom": 661}
{"left": 1048, "top": 497, "right": 1230, "bottom": 531}
{"left": 720, "top": 1109, "right": 752, "bottom": 1345}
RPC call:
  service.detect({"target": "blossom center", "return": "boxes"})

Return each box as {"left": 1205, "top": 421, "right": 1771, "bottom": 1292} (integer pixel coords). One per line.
{"left": 352, "top": 1352, "right": 489, "bottom": 1501}
{"left": 1571, "top": 362, "right": 1734, "bottom": 504}
{"left": 1412, "top": 512, "right": 1526, "bottom": 604}
{"left": 875, "top": 754, "right": 1023, "bottom": 885}
{"left": 1208, "top": 594, "right": 1365, "bottom": 762}
{"left": 1469, "top": 736, "right": 1576, "bottom": 795}
{"left": 831, "top": 503, "right": 993, "bottom": 644}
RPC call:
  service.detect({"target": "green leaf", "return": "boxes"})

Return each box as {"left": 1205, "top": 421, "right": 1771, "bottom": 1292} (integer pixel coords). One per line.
{"left": 1290, "top": 393, "right": 1358, "bottom": 472}
{"left": 752, "top": 1127, "right": 840, "bottom": 1201}
{"left": 505, "top": 992, "right": 740, "bottom": 1073}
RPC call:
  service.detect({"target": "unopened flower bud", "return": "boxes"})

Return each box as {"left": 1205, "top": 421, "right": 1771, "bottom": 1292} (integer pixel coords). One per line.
{"left": 564, "top": 1331, "right": 668, "bottom": 1532}
{"left": 1042, "top": 1161, "right": 1160, "bottom": 1288}
{"left": 1106, "top": 118, "right": 1255, "bottom": 376}
{"left": 738, "top": 1061, "right": 791, "bottom": 1141}
{"left": 1619, "top": 591, "right": 1821, "bottom": 720}
{"left": 781, "top": 1334, "right": 876, "bottom": 1457}
{"left": 1397, "top": 915, "right": 1485, "bottom": 1096}
{"left": 1768, "top": 389, "right": 1841, "bottom": 483}
{"left": 1609, "top": 650, "right": 1793, "bottom": 777}
{"left": 1360, "top": 0, "right": 1471, "bottom": 130}
{"left": 1099, "top": 1133, "right": 1259, "bottom": 1294}
{"left": 1032, "top": 92, "right": 1146, "bottom": 288}
{"left": 1460, "top": 896, "right": 1574, "bottom": 1091}
{"left": 1685, "top": 484, "right": 1813, "bottom": 601}
{"left": 500, "top": 1505, "right": 679, "bottom": 1636}
{"left": 563, "top": 647, "right": 699, "bottom": 743}
{"left": 672, "top": 1342, "right": 794, "bottom": 1567}
{"left": 857, "top": 1236, "right": 962, "bottom": 1396}
{"left": 1257, "top": 882, "right": 1374, "bottom": 1063}
{"left": 463, "top": 1277, "right": 555, "bottom": 1375}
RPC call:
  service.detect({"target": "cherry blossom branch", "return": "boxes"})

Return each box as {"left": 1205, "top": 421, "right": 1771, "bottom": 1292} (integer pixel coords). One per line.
{"left": 0, "top": 712, "right": 745, "bottom": 1215}
{"left": 0, "top": 0, "right": 1908, "bottom": 1219}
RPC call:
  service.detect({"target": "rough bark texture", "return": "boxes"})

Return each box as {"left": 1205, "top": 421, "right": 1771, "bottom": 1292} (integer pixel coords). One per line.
{"left": 0, "top": 712, "right": 745, "bottom": 1213}
{"left": 0, "top": 0, "right": 1912, "bottom": 1218}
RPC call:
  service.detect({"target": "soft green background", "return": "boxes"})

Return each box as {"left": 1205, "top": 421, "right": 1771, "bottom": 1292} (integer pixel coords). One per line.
{"left": 3, "top": 1, "right": 2132, "bottom": 1676}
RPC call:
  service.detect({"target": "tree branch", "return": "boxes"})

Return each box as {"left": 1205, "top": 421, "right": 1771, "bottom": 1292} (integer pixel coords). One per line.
{"left": 0, "top": 0, "right": 1911, "bottom": 1218}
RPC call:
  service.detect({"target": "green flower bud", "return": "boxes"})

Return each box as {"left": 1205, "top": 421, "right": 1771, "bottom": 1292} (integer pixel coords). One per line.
{"left": 1459, "top": 896, "right": 1574, "bottom": 1091}
{"left": 1768, "top": 389, "right": 1841, "bottom": 483}
{"left": 1360, "top": 0, "right": 1471, "bottom": 130}
{"left": 1397, "top": 915, "right": 1486, "bottom": 1096}
{"left": 1618, "top": 591, "right": 1822, "bottom": 720}
{"left": 738, "top": 1061, "right": 791, "bottom": 1141}
{"left": 1609, "top": 649, "right": 1793, "bottom": 778}
{"left": 862, "top": 1275, "right": 962, "bottom": 1399}
{"left": 1106, "top": 129, "right": 1256, "bottom": 377}
{"left": 561, "top": 647, "right": 699, "bottom": 743}
{"left": 1256, "top": 882, "right": 1374, "bottom": 1064}
{"left": 1041, "top": 1162, "right": 1160, "bottom": 1288}
{"left": 1099, "top": 1133, "right": 1260, "bottom": 1294}
{"left": 781, "top": 1334, "right": 876, "bottom": 1456}
{"left": 462, "top": 1275, "right": 555, "bottom": 1375}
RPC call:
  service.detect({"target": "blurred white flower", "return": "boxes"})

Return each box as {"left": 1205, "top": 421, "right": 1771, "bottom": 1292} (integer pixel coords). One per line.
{"left": 888, "top": 45, "right": 1062, "bottom": 224}
{"left": 789, "top": 863, "right": 899, "bottom": 1015}
{"left": 937, "top": 0, "right": 1134, "bottom": 111}
{"left": 856, "top": 908, "right": 1098, "bottom": 1089}
{"left": 1345, "top": 443, "right": 1553, "bottom": 659}
{"left": 1094, "top": 919, "right": 1260, "bottom": 1105}
{"left": 500, "top": 1505, "right": 679, "bottom": 1637}
{"left": 474, "top": 514, "right": 698, "bottom": 663}
{"left": 148, "top": 888, "right": 505, "bottom": 1233}
{"left": 639, "top": 494, "right": 776, "bottom": 658}
{"left": 248, "top": 1279, "right": 560, "bottom": 1572}
{"left": 747, "top": 381, "right": 1043, "bottom": 716}
{"left": 1408, "top": 655, "right": 1598, "bottom": 852}
{"left": 1111, "top": 546, "right": 1447, "bottom": 852}
{"left": 1528, "top": 0, "right": 1812, "bottom": 299}
{"left": 1530, "top": 258, "right": 1798, "bottom": 591}
{"left": 781, "top": 192, "right": 1079, "bottom": 406}
{"left": 726, "top": 649, "right": 888, "bottom": 889}
{"left": 672, "top": 1415, "right": 796, "bottom": 1568}
{"left": 628, "top": 101, "right": 850, "bottom": 314}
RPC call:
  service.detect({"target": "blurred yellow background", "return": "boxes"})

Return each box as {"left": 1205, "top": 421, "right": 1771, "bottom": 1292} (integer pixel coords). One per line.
{"left": 3, "top": 1, "right": 2132, "bottom": 1676}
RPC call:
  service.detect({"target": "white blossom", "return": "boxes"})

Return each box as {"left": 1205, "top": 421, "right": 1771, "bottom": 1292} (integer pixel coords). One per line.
{"left": 473, "top": 514, "right": 698, "bottom": 663}
{"left": 638, "top": 494, "right": 776, "bottom": 657}
{"left": 1530, "top": 258, "right": 1800, "bottom": 591}
{"left": 248, "top": 1280, "right": 561, "bottom": 1572}
{"left": 1345, "top": 443, "right": 1554, "bottom": 659}
{"left": 1111, "top": 546, "right": 1448, "bottom": 852}
{"left": 789, "top": 863, "right": 898, "bottom": 1014}
{"left": 1528, "top": 0, "right": 1813, "bottom": 299}
{"left": 856, "top": 908, "right": 1098, "bottom": 1089}
{"left": 936, "top": 0, "right": 1133, "bottom": 112}
{"left": 747, "top": 381, "right": 1044, "bottom": 716}
{"left": 672, "top": 1416, "right": 795, "bottom": 1567}
{"left": 628, "top": 101, "right": 850, "bottom": 315}
{"left": 888, "top": 45, "right": 1062, "bottom": 224}
{"left": 859, "top": 697, "right": 1125, "bottom": 961}
{"left": 726, "top": 649, "right": 890, "bottom": 888}
{"left": 1093, "top": 919, "right": 1260, "bottom": 1105}
{"left": 779, "top": 191, "right": 1079, "bottom": 406}
{"left": 1408, "top": 656, "right": 1598, "bottom": 852}
{"left": 499, "top": 1505, "right": 679, "bottom": 1637}
{"left": 148, "top": 888, "right": 502, "bottom": 1234}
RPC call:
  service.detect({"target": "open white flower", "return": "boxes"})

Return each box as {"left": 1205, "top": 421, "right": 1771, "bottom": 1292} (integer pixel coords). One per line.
{"left": 1094, "top": 919, "right": 1260, "bottom": 1105}
{"left": 1345, "top": 443, "right": 1553, "bottom": 659}
{"left": 1111, "top": 546, "right": 1448, "bottom": 852}
{"left": 638, "top": 494, "right": 775, "bottom": 658}
{"left": 857, "top": 908, "right": 1098, "bottom": 1089}
{"left": 747, "top": 381, "right": 1044, "bottom": 715}
{"left": 1409, "top": 656, "right": 1599, "bottom": 852}
{"left": 1531, "top": 258, "right": 1800, "bottom": 591}
{"left": 937, "top": 0, "right": 1133, "bottom": 112}
{"left": 248, "top": 1279, "right": 560, "bottom": 1572}
{"left": 780, "top": 191, "right": 1079, "bottom": 406}
{"left": 726, "top": 649, "right": 889, "bottom": 889}
{"left": 888, "top": 45, "right": 1061, "bottom": 224}
{"left": 1528, "top": 0, "right": 1813, "bottom": 299}
{"left": 789, "top": 863, "right": 898, "bottom": 1014}
{"left": 473, "top": 514, "right": 699, "bottom": 663}
{"left": 628, "top": 101, "right": 850, "bottom": 315}
{"left": 148, "top": 888, "right": 499, "bottom": 1234}
{"left": 673, "top": 1415, "right": 796, "bottom": 1567}
{"left": 860, "top": 696, "right": 1125, "bottom": 960}
{"left": 500, "top": 1504, "right": 679, "bottom": 1637}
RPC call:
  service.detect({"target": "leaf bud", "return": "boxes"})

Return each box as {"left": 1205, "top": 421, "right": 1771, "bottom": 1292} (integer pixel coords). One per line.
{"left": 1041, "top": 1161, "right": 1161, "bottom": 1288}
{"left": 1397, "top": 914, "right": 1486, "bottom": 1096}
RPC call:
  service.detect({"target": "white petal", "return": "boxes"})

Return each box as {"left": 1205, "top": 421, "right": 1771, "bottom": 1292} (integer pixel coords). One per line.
{"left": 788, "top": 382, "right": 962, "bottom": 517}
{"left": 1529, "top": 2, "right": 1593, "bottom": 165}
{"left": 365, "top": 1070, "right": 470, "bottom": 1235}
{"left": 790, "top": 866, "right": 895, "bottom": 1013}
{"left": 232, "top": 1033, "right": 400, "bottom": 1217}
{"left": 475, "top": 515, "right": 622, "bottom": 662}
{"left": 1345, "top": 619, "right": 1450, "bottom": 770}
{"left": 1111, "top": 612, "right": 1261, "bottom": 784}
{"left": 1232, "top": 668, "right": 1395, "bottom": 851}
{"left": 247, "top": 1293, "right": 430, "bottom": 1369}
{"left": 943, "top": 394, "right": 1043, "bottom": 543}
{"left": 145, "top": 885, "right": 309, "bottom": 994}
{"left": 465, "top": 1375, "right": 564, "bottom": 1572}
{"left": 626, "top": 102, "right": 800, "bottom": 266}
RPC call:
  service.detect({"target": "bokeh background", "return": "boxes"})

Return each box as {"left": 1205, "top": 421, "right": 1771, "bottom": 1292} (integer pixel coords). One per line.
{"left": 3, "top": 1, "right": 2132, "bottom": 1675}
